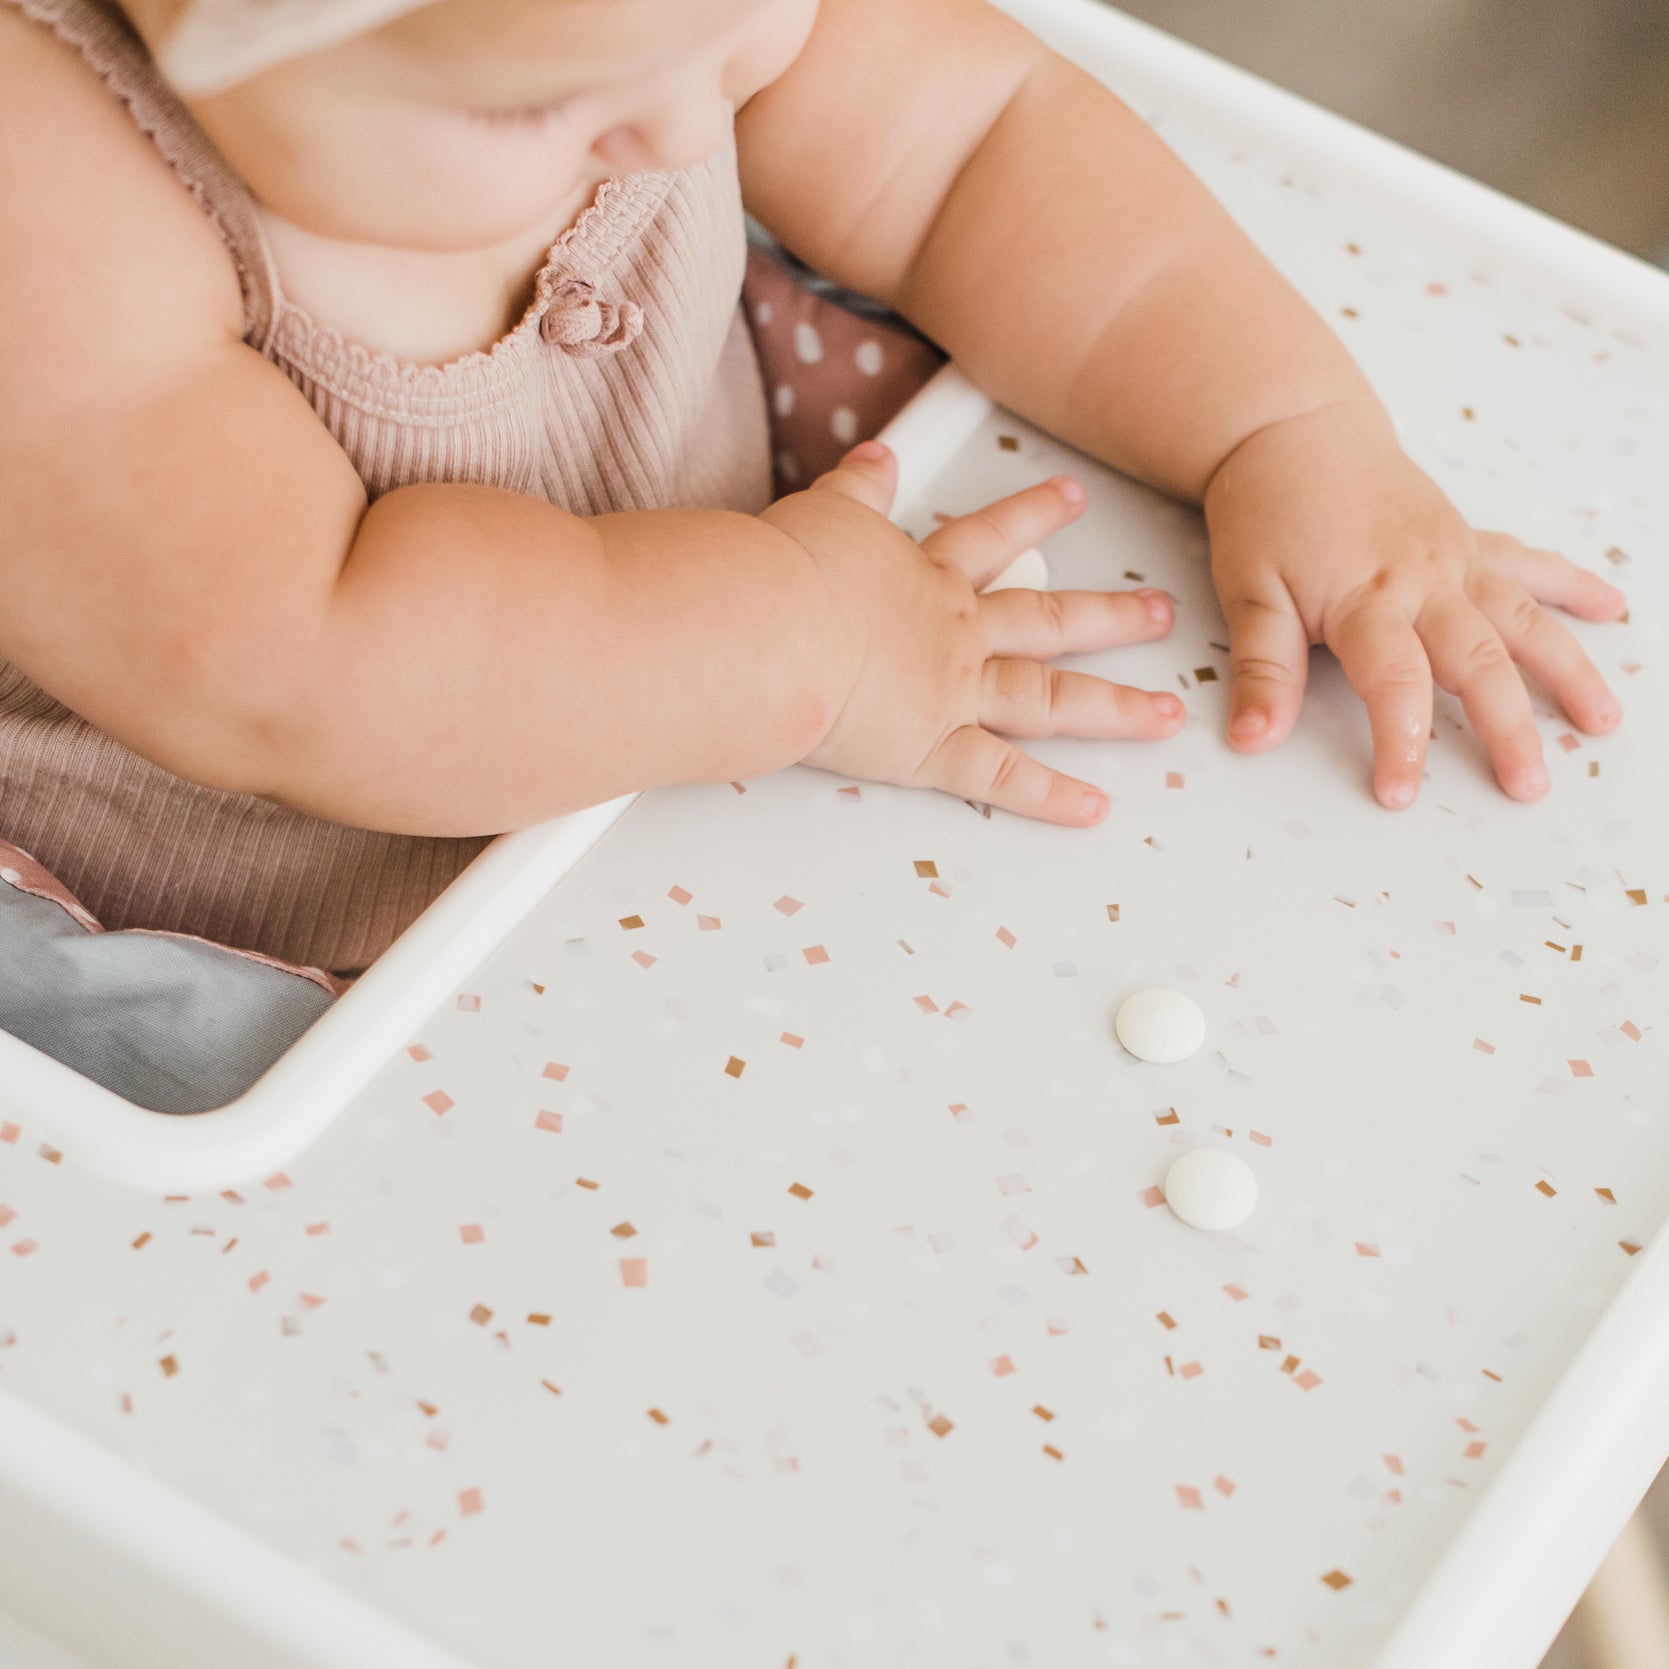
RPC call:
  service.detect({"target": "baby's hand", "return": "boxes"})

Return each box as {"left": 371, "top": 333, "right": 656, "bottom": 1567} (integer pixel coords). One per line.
{"left": 1204, "top": 402, "right": 1628, "bottom": 806}
{"left": 765, "top": 442, "right": 1184, "bottom": 824}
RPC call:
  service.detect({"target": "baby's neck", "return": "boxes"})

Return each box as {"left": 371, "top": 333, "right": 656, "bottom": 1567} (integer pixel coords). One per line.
{"left": 255, "top": 180, "right": 598, "bottom": 365}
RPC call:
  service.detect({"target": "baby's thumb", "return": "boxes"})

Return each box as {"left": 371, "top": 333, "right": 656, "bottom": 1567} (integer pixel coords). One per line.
{"left": 809, "top": 441, "right": 897, "bottom": 517}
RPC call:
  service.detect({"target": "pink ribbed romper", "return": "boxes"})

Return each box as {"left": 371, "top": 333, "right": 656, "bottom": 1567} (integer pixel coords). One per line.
{"left": 2, "top": 0, "right": 772, "bottom": 974}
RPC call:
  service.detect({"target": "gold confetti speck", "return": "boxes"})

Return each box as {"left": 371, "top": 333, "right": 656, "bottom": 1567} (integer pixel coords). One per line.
{"left": 927, "top": 1414, "right": 954, "bottom": 1438}
{"left": 1321, "top": 1570, "right": 1353, "bottom": 1591}
{"left": 610, "top": 1221, "right": 637, "bottom": 1238}
{"left": 913, "top": 860, "right": 938, "bottom": 878}
{"left": 724, "top": 1056, "right": 746, "bottom": 1078}
{"left": 469, "top": 1304, "right": 493, "bottom": 1326}
{"left": 159, "top": 1355, "right": 179, "bottom": 1378}
{"left": 618, "top": 915, "right": 645, "bottom": 930}
{"left": 788, "top": 1183, "right": 814, "bottom": 1200}
{"left": 1535, "top": 1181, "right": 1557, "bottom": 1198}
{"left": 647, "top": 1408, "right": 670, "bottom": 1426}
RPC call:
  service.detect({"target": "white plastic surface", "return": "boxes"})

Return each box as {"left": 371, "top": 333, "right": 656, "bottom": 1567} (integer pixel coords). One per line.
{"left": 0, "top": 797, "right": 635, "bottom": 1189}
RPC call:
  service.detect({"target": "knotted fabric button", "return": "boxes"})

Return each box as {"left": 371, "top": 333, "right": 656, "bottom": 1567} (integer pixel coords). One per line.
{"left": 538, "top": 275, "right": 643, "bottom": 358}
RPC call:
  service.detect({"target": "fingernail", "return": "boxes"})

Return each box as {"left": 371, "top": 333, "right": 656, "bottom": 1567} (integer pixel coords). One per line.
{"left": 1080, "top": 788, "right": 1108, "bottom": 820}
{"left": 1229, "top": 710, "right": 1268, "bottom": 742}
{"left": 849, "top": 440, "right": 887, "bottom": 461}
{"left": 1596, "top": 697, "right": 1622, "bottom": 725}
{"left": 1051, "top": 475, "right": 1086, "bottom": 508}
{"left": 1522, "top": 762, "right": 1550, "bottom": 796}
{"left": 1153, "top": 693, "right": 1184, "bottom": 720}
{"left": 1381, "top": 779, "right": 1415, "bottom": 809}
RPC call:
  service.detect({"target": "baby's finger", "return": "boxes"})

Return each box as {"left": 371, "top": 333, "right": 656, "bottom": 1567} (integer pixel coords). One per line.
{"left": 1222, "top": 585, "right": 1309, "bottom": 751}
{"left": 1326, "top": 602, "right": 1434, "bottom": 809}
{"left": 1415, "top": 592, "right": 1547, "bottom": 801}
{"left": 807, "top": 441, "right": 898, "bottom": 518}
{"left": 922, "top": 476, "right": 1085, "bottom": 588}
{"left": 1474, "top": 532, "right": 1628, "bottom": 621}
{"left": 980, "top": 586, "right": 1174, "bottom": 659}
{"left": 980, "top": 659, "right": 1186, "bottom": 741}
{"left": 919, "top": 724, "right": 1109, "bottom": 826}
{"left": 1471, "top": 573, "right": 1622, "bottom": 735}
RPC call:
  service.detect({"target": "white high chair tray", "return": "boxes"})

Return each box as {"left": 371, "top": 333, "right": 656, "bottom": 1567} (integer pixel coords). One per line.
{"left": 2, "top": 2, "right": 1667, "bottom": 1666}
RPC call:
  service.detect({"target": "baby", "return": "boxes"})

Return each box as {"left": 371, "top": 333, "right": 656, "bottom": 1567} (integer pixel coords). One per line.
{"left": 0, "top": 0, "right": 1629, "bottom": 1095}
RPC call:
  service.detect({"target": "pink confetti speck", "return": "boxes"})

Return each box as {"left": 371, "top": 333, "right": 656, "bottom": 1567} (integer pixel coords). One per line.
{"left": 1434, "top": 921, "right": 1456, "bottom": 936}
{"left": 459, "top": 1224, "right": 485, "bottom": 1245}
{"left": 1621, "top": 1021, "right": 1642, "bottom": 1041}
{"left": 1165, "top": 772, "right": 1184, "bottom": 789}
{"left": 1384, "top": 1455, "right": 1405, "bottom": 1475}
{"left": 913, "top": 995, "right": 939, "bottom": 1013}
{"left": 1556, "top": 733, "right": 1580, "bottom": 752}
{"left": 456, "top": 994, "right": 481, "bottom": 1013}
{"left": 780, "top": 1032, "right": 804, "bottom": 1049}
{"left": 1249, "top": 1130, "right": 1273, "bottom": 1147}
{"left": 248, "top": 1271, "right": 270, "bottom": 1292}
{"left": 535, "top": 1110, "right": 563, "bottom": 1133}
{"left": 264, "top": 1173, "right": 293, "bottom": 1192}
{"left": 0, "top": 1205, "right": 13, "bottom": 1228}
{"left": 1464, "top": 1441, "right": 1487, "bottom": 1460}
{"left": 943, "top": 1000, "right": 971, "bottom": 1020}
{"left": 667, "top": 885, "right": 692, "bottom": 906}
{"left": 995, "top": 926, "right": 1016, "bottom": 949}
{"left": 1356, "top": 1243, "right": 1382, "bottom": 1259}
{"left": 1176, "top": 1485, "right": 1203, "bottom": 1511}
{"left": 1003, "top": 1216, "right": 1038, "bottom": 1251}
{"left": 0, "top": 1123, "right": 18, "bottom": 1144}
{"left": 11, "top": 1238, "right": 38, "bottom": 1257}
{"left": 298, "top": 1293, "right": 327, "bottom": 1311}
{"left": 774, "top": 896, "right": 803, "bottom": 916}
{"left": 802, "top": 945, "right": 830, "bottom": 965}
{"left": 997, "top": 1174, "right": 1031, "bottom": 1197}
{"left": 1140, "top": 1186, "right": 1166, "bottom": 1209}
{"left": 1178, "top": 1361, "right": 1204, "bottom": 1380}
{"left": 1294, "top": 1370, "right": 1323, "bottom": 1392}
{"left": 1223, "top": 1284, "right": 1249, "bottom": 1302}
{"left": 697, "top": 914, "right": 721, "bottom": 931}
{"left": 631, "top": 950, "right": 657, "bottom": 969}
{"left": 406, "top": 1044, "right": 433, "bottom": 1062}
{"left": 992, "top": 1355, "right": 1016, "bottom": 1376}
{"left": 458, "top": 1488, "right": 484, "bottom": 1517}
{"left": 1569, "top": 1059, "right": 1594, "bottom": 1077}
{"left": 1214, "top": 1475, "right": 1236, "bottom": 1497}
{"left": 542, "top": 1062, "right": 570, "bottom": 1082}
{"left": 423, "top": 1090, "right": 454, "bottom": 1116}
{"left": 620, "top": 1258, "right": 648, "bottom": 1288}
{"left": 1474, "top": 1039, "right": 1496, "bottom": 1055}
{"left": 305, "top": 1222, "right": 330, "bottom": 1237}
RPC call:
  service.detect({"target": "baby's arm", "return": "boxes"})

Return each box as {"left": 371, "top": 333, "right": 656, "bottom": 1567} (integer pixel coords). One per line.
{"left": 739, "top": 0, "right": 1628, "bottom": 807}
{"left": 0, "top": 7, "right": 1178, "bottom": 838}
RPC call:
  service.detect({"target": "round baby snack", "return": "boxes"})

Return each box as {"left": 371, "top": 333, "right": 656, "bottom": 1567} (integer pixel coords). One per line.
{"left": 980, "top": 547, "right": 1049, "bottom": 594}
{"left": 1114, "top": 987, "right": 1205, "bottom": 1063}
{"left": 1163, "top": 1148, "right": 1258, "bottom": 1232}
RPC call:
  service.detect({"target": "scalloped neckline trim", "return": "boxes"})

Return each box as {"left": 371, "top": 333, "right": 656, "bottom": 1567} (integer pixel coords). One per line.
{"left": 263, "top": 168, "right": 676, "bottom": 393}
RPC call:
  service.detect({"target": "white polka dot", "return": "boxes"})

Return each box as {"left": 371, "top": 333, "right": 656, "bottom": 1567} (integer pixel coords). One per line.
{"left": 754, "top": 302, "right": 774, "bottom": 326}
{"left": 829, "top": 407, "right": 859, "bottom": 445}
{"left": 793, "top": 321, "right": 823, "bottom": 365}
{"left": 776, "top": 449, "right": 802, "bottom": 485}
{"left": 774, "top": 384, "right": 796, "bottom": 418}
{"left": 855, "top": 340, "right": 884, "bottom": 376}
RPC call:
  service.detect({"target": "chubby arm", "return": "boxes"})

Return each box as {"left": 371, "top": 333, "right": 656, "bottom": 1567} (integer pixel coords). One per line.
{"left": 738, "top": 0, "right": 1627, "bottom": 807}
{"left": 0, "top": 8, "right": 842, "bottom": 835}
{"left": 737, "top": 0, "right": 1360, "bottom": 502}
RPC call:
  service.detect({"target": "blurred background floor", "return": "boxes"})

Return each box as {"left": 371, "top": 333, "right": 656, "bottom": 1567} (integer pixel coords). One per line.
{"left": 1101, "top": 0, "right": 1669, "bottom": 1660}
{"left": 1112, "top": 0, "right": 1669, "bottom": 263}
